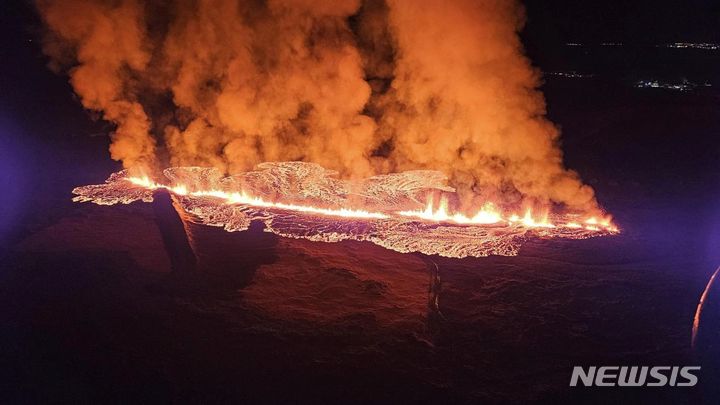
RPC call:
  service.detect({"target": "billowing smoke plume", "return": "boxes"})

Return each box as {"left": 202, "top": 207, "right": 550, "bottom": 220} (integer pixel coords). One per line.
{"left": 37, "top": 0, "right": 156, "bottom": 170}
{"left": 36, "top": 0, "right": 601, "bottom": 214}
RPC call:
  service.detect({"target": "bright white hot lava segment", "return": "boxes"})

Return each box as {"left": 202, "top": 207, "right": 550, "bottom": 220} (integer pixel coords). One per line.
{"left": 72, "top": 163, "right": 617, "bottom": 258}
{"left": 398, "top": 198, "right": 503, "bottom": 225}
{"left": 126, "top": 176, "right": 390, "bottom": 220}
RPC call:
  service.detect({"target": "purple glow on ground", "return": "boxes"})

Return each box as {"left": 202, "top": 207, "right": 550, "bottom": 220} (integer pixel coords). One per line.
{"left": 0, "top": 113, "right": 28, "bottom": 243}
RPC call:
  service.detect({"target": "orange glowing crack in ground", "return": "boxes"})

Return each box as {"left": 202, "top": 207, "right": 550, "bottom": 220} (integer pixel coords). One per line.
{"left": 72, "top": 162, "right": 617, "bottom": 258}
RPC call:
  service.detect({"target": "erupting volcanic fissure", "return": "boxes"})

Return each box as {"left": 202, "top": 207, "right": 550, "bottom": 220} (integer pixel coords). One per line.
{"left": 42, "top": 0, "right": 620, "bottom": 255}
{"left": 39, "top": 0, "right": 609, "bottom": 220}
{"left": 73, "top": 162, "right": 616, "bottom": 258}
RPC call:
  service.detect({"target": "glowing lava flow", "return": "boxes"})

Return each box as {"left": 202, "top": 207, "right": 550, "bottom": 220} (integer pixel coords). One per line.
{"left": 391, "top": 195, "right": 615, "bottom": 231}
{"left": 128, "top": 176, "right": 616, "bottom": 231}
{"left": 398, "top": 197, "right": 502, "bottom": 225}
{"left": 71, "top": 164, "right": 619, "bottom": 258}
{"left": 127, "top": 176, "right": 389, "bottom": 220}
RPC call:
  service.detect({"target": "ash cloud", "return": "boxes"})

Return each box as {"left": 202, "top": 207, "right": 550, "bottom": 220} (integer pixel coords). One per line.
{"left": 36, "top": 0, "right": 602, "bottom": 214}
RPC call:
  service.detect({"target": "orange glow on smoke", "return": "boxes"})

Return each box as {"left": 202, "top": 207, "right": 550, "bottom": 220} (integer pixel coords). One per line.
{"left": 127, "top": 177, "right": 617, "bottom": 232}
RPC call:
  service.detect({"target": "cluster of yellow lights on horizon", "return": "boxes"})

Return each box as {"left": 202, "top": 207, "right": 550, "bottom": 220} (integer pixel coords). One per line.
{"left": 127, "top": 177, "right": 617, "bottom": 232}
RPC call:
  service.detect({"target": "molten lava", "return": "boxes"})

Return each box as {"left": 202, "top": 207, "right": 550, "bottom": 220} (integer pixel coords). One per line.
{"left": 73, "top": 162, "right": 617, "bottom": 258}
{"left": 127, "top": 176, "right": 390, "bottom": 220}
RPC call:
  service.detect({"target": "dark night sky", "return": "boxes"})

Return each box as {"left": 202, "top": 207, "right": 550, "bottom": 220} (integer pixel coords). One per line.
{"left": 524, "top": 0, "right": 720, "bottom": 45}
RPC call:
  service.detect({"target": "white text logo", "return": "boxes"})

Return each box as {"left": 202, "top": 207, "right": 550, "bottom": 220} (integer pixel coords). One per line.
{"left": 570, "top": 366, "right": 700, "bottom": 387}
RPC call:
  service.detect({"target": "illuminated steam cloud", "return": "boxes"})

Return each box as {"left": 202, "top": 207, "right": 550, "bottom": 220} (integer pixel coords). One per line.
{"left": 37, "top": 0, "right": 603, "bottom": 215}
{"left": 36, "top": 0, "right": 156, "bottom": 170}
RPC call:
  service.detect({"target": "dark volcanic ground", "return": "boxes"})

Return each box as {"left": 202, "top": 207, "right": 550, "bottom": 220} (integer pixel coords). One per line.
{"left": 2, "top": 3, "right": 720, "bottom": 404}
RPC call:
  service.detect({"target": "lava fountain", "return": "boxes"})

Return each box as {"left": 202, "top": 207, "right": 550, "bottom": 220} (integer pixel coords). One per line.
{"left": 72, "top": 162, "right": 617, "bottom": 259}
